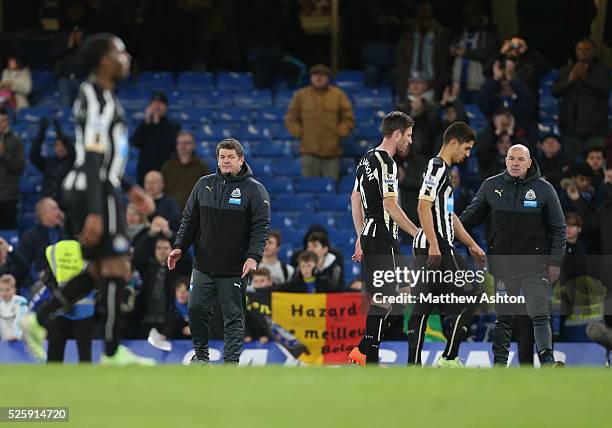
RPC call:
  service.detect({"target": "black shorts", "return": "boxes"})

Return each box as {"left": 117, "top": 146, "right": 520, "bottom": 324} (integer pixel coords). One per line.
{"left": 63, "top": 184, "right": 129, "bottom": 260}
{"left": 411, "top": 244, "right": 476, "bottom": 315}
{"left": 361, "top": 229, "right": 401, "bottom": 296}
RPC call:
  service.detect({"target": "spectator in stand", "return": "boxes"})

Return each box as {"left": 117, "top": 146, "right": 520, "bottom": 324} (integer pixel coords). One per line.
{"left": 161, "top": 131, "right": 210, "bottom": 210}
{"left": 449, "top": 0, "right": 499, "bottom": 103}
{"left": 560, "top": 164, "right": 597, "bottom": 253}
{"left": 244, "top": 268, "right": 273, "bottom": 344}
{"left": 0, "top": 107, "right": 25, "bottom": 229}
{"left": 395, "top": 71, "right": 439, "bottom": 157}
{"left": 160, "top": 277, "right": 191, "bottom": 340}
{"left": 30, "top": 118, "right": 75, "bottom": 207}
{"left": 56, "top": 26, "right": 86, "bottom": 107}
{"left": 0, "top": 237, "right": 28, "bottom": 288}
{"left": 450, "top": 166, "right": 473, "bottom": 216}
{"left": 479, "top": 132, "right": 514, "bottom": 181}
{"left": 552, "top": 38, "right": 611, "bottom": 162}
{"left": 485, "top": 36, "right": 550, "bottom": 116}
{"left": 478, "top": 62, "right": 535, "bottom": 142}
{"left": 585, "top": 147, "right": 606, "bottom": 191}
{"left": 132, "top": 215, "right": 179, "bottom": 276}
{"left": 433, "top": 84, "right": 469, "bottom": 152}
{"left": 595, "top": 169, "right": 612, "bottom": 255}
{"left": 278, "top": 251, "right": 334, "bottom": 293}
{"left": 395, "top": 140, "right": 427, "bottom": 228}
{"left": 0, "top": 55, "right": 32, "bottom": 110}
{"left": 130, "top": 91, "right": 180, "bottom": 185}
{"left": 285, "top": 64, "right": 355, "bottom": 180}
{"left": 0, "top": 274, "right": 28, "bottom": 340}
{"left": 144, "top": 170, "right": 182, "bottom": 232}
{"left": 537, "top": 134, "right": 572, "bottom": 191}
{"left": 306, "top": 231, "right": 344, "bottom": 290}
{"left": 135, "top": 236, "right": 180, "bottom": 339}
{"left": 290, "top": 224, "right": 344, "bottom": 268}
{"left": 395, "top": 1, "right": 449, "bottom": 100}
{"left": 259, "top": 230, "right": 294, "bottom": 285}
{"left": 126, "top": 203, "right": 150, "bottom": 243}
{"left": 17, "top": 198, "right": 67, "bottom": 286}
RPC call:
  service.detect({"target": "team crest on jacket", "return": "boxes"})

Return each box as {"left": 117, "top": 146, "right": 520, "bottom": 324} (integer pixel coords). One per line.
{"left": 525, "top": 189, "right": 536, "bottom": 200}
{"left": 231, "top": 188, "right": 241, "bottom": 198}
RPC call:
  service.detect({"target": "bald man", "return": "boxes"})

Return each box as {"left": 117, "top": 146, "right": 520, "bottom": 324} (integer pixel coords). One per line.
{"left": 460, "top": 144, "right": 566, "bottom": 367}
{"left": 144, "top": 170, "right": 181, "bottom": 232}
{"left": 16, "top": 197, "right": 67, "bottom": 288}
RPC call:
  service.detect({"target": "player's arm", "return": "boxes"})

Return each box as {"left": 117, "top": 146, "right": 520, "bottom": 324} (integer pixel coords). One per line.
{"left": 351, "top": 178, "right": 364, "bottom": 262}
{"left": 417, "top": 159, "right": 444, "bottom": 264}
{"left": 417, "top": 199, "right": 439, "bottom": 253}
{"left": 453, "top": 213, "right": 485, "bottom": 264}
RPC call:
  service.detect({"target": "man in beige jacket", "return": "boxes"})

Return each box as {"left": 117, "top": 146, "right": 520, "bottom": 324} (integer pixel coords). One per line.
{"left": 285, "top": 64, "right": 355, "bottom": 180}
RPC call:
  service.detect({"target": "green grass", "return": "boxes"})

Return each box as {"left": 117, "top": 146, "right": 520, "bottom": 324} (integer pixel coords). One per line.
{"left": 4, "top": 365, "right": 611, "bottom": 428}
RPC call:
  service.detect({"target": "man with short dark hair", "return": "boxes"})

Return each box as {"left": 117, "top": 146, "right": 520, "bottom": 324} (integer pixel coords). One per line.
{"left": 259, "top": 230, "right": 294, "bottom": 285}
{"left": 161, "top": 131, "right": 210, "bottom": 210}
{"left": 349, "top": 111, "right": 420, "bottom": 366}
{"left": 407, "top": 121, "right": 485, "bottom": 367}
{"left": 285, "top": 64, "right": 355, "bottom": 180}
{"left": 0, "top": 107, "right": 25, "bottom": 229}
{"left": 130, "top": 90, "right": 180, "bottom": 185}
{"left": 169, "top": 137, "right": 270, "bottom": 365}
{"left": 461, "top": 144, "right": 566, "bottom": 366}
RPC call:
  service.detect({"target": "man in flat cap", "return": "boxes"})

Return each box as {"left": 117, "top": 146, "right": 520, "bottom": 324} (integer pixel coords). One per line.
{"left": 285, "top": 64, "right": 355, "bottom": 180}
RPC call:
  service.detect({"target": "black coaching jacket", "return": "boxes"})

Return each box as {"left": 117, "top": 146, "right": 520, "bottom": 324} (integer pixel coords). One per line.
{"left": 460, "top": 160, "right": 566, "bottom": 277}
{"left": 174, "top": 163, "right": 270, "bottom": 276}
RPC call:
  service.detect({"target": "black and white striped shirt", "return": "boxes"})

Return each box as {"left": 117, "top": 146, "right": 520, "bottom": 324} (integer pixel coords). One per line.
{"left": 63, "top": 80, "right": 129, "bottom": 213}
{"left": 414, "top": 157, "right": 454, "bottom": 249}
{"left": 354, "top": 149, "right": 399, "bottom": 239}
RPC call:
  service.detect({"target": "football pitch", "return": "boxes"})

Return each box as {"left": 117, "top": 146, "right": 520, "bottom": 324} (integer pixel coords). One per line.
{"left": 4, "top": 365, "right": 610, "bottom": 428}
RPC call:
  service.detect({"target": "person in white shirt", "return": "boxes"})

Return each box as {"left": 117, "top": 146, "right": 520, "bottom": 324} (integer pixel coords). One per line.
{"left": 0, "top": 274, "right": 27, "bottom": 340}
{"left": 258, "top": 230, "right": 294, "bottom": 285}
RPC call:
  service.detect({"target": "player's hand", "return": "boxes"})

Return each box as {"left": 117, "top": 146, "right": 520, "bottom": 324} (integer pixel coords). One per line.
{"left": 242, "top": 257, "right": 257, "bottom": 278}
{"left": 129, "top": 186, "right": 155, "bottom": 215}
{"left": 566, "top": 183, "right": 580, "bottom": 201}
{"left": 79, "top": 213, "right": 103, "bottom": 247}
{"left": 352, "top": 236, "right": 363, "bottom": 262}
{"left": 468, "top": 244, "right": 486, "bottom": 268}
{"left": 182, "top": 326, "right": 191, "bottom": 336}
{"left": 548, "top": 266, "right": 561, "bottom": 284}
{"left": 167, "top": 249, "right": 182, "bottom": 270}
{"left": 427, "top": 244, "right": 442, "bottom": 269}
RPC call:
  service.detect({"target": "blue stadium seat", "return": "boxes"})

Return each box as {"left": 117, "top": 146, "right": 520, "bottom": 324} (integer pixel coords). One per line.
{"left": 342, "top": 139, "right": 375, "bottom": 157}
{"left": 17, "top": 106, "right": 52, "bottom": 123}
{"left": 251, "top": 140, "right": 292, "bottom": 158}
{"left": 273, "top": 159, "right": 301, "bottom": 177}
{"left": 335, "top": 212, "right": 354, "bottom": 229}
{"left": 18, "top": 213, "right": 36, "bottom": 233}
{"left": 274, "top": 90, "right": 296, "bottom": 108}
{"left": 176, "top": 72, "right": 215, "bottom": 92}
{"left": 337, "top": 175, "right": 355, "bottom": 194}
{"left": 353, "top": 88, "right": 393, "bottom": 109}
{"left": 0, "top": 229, "right": 19, "bottom": 247}
{"left": 271, "top": 212, "right": 300, "bottom": 229}
{"left": 202, "top": 124, "right": 233, "bottom": 140}
{"left": 217, "top": 72, "right": 253, "bottom": 91}
{"left": 254, "top": 121, "right": 293, "bottom": 140}
{"left": 275, "top": 227, "right": 307, "bottom": 247}
{"left": 308, "top": 212, "right": 336, "bottom": 228}
{"left": 353, "top": 107, "right": 376, "bottom": 122}
{"left": 233, "top": 90, "right": 273, "bottom": 108}
{"left": 251, "top": 159, "right": 275, "bottom": 179}
{"left": 354, "top": 122, "right": 380, "bottom": 140}
{"left": 136, "top": 71, "right": 173, "bottom": 88}
{"left": 334, "top": 70, "right": 365, "bottom": 90}
{"left": 257, "top": 107, "right": 287, "bottom": 122}
{"left": 328, "top": 228, "right": 356, "bottom": 247}
{"left": 318, "top": 194, "right": 350, "bottom": 212}
{"left": 193, "top": 91, "right": 233, "bottom": 108}
{"left": 272, "top": 194, "right": 315, "bottom": 212}
{"left": 18, "top": 176, "right": 42, "bottom": 194}
{"left": 235, "top": 123, "right": 269, "bottom": 140}
{"left": 293, "top": 177, "right": 335, "bottom": 194}
{"left": 260, "top": 177, "right": 293, "bottom": 194}
{"left": 344, "top": 261, "right": 361, "bottom": 282}
{"left": 173, "top": 107, "right": 217, "bottom": 123}
{"left": 339, "top": 157, "right": 356, "bottom": 176}
{"left": 216, "top": 108, "right": 254, "bottom": 123}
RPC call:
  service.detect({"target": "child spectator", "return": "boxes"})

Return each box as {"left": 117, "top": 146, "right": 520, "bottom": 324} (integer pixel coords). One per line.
{"left": 537, "top": 134, "right": 571, "bottom": 191}
{"left": 306, "top": 232, "right": 343, "bottom": 290}
{"left": 0, "top": 55, "right": 32, "bottom": 110}
{"left": 0, "top": 274, "right": 27, "bottom": 340}
{"left": 259, "top": 230, "right": 294, "bottom": 285}
{"left": 162, "top": 277, "right": 191, "bottom": 340}
{"left": 585, "top": 147, "right": 606, "bottom": 191}
{"left": 279, "top": 251, "right": 334, "bottom": 293}
{"left": 245, "top": 268, "right": 273, "bottom": 344}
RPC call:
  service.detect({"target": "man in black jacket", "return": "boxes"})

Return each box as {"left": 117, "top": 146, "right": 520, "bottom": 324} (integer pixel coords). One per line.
{"left": 460, "top": 144, "right": 566, "bottom": 366}
{"left": 168, "top": 138, "right": 270, "bottom": 365}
